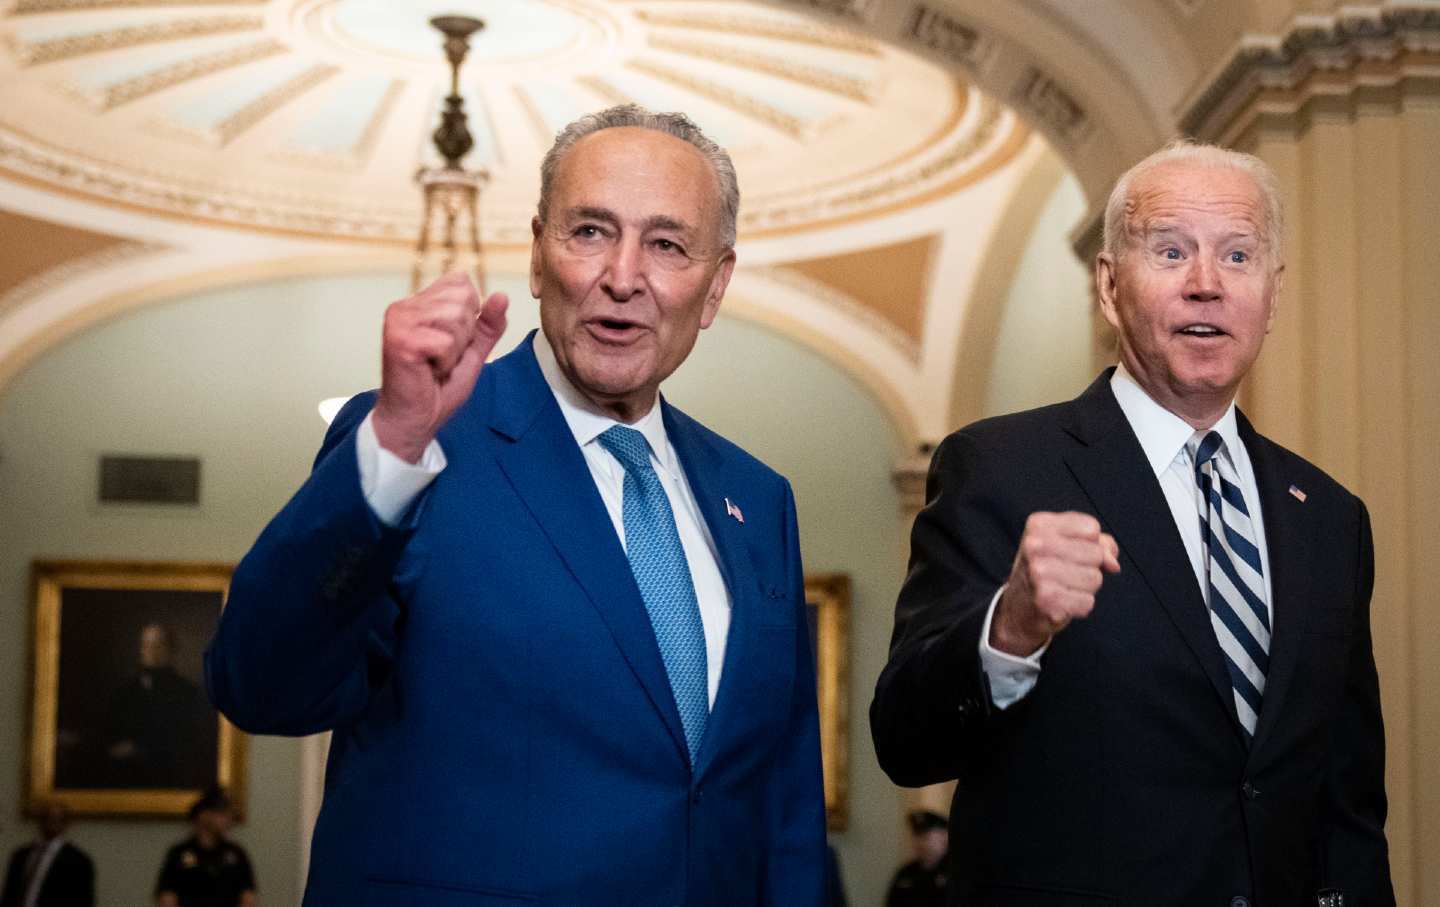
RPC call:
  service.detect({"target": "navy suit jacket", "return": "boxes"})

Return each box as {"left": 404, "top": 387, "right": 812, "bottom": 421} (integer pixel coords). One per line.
{"left": 871, "top": 371, "right": 1392, "bottom": 906}
{"left": 0, "top": 842, "right": 94, "bottom": 907}
{"left": 207, "top": 334, "right": 827, "bottom": 905}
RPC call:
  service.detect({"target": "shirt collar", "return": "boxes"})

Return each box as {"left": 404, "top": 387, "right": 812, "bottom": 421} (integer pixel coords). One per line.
{"left": 532, "top": 330, "right": 674, "bottom": 472}
{"left": 1109, "top": 362, "right": 1240, "bottom": 477}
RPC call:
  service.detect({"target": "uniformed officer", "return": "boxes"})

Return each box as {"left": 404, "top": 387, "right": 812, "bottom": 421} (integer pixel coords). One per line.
{"left": 884, "top": 810, "right": 949, "bottom": 907}
{"left": 155, "top": 788, "right": 255, "bottom": 907}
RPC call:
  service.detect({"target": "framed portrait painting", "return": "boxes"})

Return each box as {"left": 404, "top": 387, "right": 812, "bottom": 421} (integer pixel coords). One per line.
{"left": 26, "top": 560, "right": 247, "bottom": 818}
{"left": 805, "top": 573, "right": 850, "bottom": 831}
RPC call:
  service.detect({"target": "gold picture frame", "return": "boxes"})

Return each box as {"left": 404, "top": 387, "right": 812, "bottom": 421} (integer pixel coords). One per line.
{"left": 806, "top": 573, "right": 850, "bottom": 831}
{"left": 26, "top": 560, "right": 247, "bottom": 818}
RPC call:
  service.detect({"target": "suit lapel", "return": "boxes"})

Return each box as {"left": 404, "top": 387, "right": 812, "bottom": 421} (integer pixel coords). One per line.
{"left": 1241, "top": 415, "right": 1312, "bottom": 755}
{"left": 1060, "top": 374, "right": 1242, "bottom": 741}
{"left": 663, "top": 403, "right": 763, "bottom": 778}
{"left": 484, "top": 338, "right": 689, "bottom": 764}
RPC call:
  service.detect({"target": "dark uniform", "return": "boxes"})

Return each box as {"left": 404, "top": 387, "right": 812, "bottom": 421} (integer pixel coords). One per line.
{"left": 885, "top": 809, "right": 949, "bottom": 907}
{"left": 884, "top": 858, "right": 948, "bottom": 907}
{"left": 155, "top": 836, "right": 254, "bottom": 907}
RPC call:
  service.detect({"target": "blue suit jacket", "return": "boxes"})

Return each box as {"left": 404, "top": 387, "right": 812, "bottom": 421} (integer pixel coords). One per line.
{"left": 207, "top": 334, "right": 827, "bottom": 905}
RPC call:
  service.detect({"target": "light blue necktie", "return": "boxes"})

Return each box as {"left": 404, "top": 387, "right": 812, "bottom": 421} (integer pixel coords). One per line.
{"left": 1192, "top": 431, "right": 1270, "bottom": 739}
{"left": 598, "top": 425, "right": 709, "bottom": 764}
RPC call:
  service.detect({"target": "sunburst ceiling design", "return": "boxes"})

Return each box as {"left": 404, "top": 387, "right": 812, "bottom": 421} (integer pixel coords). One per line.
{"left": 0, "top": 0, "right": 1028, "bottom": 244}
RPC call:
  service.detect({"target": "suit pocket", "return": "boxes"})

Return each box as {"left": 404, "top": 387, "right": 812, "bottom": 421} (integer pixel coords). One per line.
{"left": 363, "top": 876, "right": 537, "bottom": 904}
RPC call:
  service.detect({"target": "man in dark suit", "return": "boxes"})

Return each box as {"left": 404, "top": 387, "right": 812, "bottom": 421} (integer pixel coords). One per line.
{"left": 1, "top": 803, "right": 94, "bottom": 907}
{"left": 870, "top": 141, "right": 1392, "bottom": 905}
{"left": 206, "top": 104, "right": 826, "bottom": 905}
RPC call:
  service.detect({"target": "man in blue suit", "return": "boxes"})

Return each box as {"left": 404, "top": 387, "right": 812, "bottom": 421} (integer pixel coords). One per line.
{"left": 206, "top": 105, "right": 827, "bottom": 905}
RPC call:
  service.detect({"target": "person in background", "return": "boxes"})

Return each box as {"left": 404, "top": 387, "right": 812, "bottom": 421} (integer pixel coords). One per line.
{"left": 155, "top": 788, "right": 255, "bottom": 907}
{"left": 0, "top": 802, "right": 94, "bottom": 907}
{"left": 884, "top": 810, "right": 949, "bottom": 907}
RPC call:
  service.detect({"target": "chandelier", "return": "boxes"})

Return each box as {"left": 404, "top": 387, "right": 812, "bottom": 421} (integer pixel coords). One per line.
{"left": 412, "top": 15, "right": 489, "bottom": 293}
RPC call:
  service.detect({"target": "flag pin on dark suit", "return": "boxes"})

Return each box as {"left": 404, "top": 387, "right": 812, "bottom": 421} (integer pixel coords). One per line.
{"left": 725, "top": 497, "right": 745, "bottom": 524}
{"left": 1289, "top": 484, "right": 1307, "bottom": 502}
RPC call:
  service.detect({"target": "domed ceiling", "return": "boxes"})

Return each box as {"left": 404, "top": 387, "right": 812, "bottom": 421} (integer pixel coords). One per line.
{"left": 0, "top": 0, "right": 1028, "bottom": 244}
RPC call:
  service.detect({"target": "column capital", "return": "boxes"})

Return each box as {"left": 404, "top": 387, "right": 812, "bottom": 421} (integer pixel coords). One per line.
{"left": 1180, "top": 4, "right": 1440, "bottom": 143}
{"left": 892, "top": 446, "right": 936, "bottom": 514}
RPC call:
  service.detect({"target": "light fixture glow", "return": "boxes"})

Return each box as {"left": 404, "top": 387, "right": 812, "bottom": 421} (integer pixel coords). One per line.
{"left": 318, "top": 396, "right": 352, "bottom": 424}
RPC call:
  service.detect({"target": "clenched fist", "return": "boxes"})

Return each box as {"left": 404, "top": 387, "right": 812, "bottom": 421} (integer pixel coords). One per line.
{"left": 990, "top": 511, "right": 1120, "bottom": 656}
{"left": 371, "top": 272, "right": 509, "bottom": 463}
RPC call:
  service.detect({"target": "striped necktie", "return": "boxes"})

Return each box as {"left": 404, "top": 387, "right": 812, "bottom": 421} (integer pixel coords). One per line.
{"left": 1191, "top": 431, "right": 1270, "bottom": 739}
{"left": 598, "top": 424, "right": 709, "bottom": 764}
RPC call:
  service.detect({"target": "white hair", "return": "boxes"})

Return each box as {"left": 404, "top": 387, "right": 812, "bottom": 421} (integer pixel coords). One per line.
{"left": 1102, "top": 139, "right": 1284, "bottom": 263}
{"left": 537, "top": 104, "right": 739, "bottom": 249}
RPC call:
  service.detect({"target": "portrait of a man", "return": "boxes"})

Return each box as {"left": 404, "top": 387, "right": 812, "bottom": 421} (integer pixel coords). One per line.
{"left": 29, "top": 561, "right": 243, "bottom": 816}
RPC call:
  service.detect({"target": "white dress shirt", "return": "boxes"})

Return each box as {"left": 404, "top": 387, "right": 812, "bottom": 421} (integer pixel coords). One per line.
{"left": 355, "top": 332, "right": 732, "bottom": 707}
{"left": 979, "top": 364, "right": 1272, "bottom": 708}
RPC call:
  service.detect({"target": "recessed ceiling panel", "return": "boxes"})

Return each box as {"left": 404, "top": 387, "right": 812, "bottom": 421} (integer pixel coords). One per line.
{"left": 0, "top": 0, "right": 1029, "bottom": 243}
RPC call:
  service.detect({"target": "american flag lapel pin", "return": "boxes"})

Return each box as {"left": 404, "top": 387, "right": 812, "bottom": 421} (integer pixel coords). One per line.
{"left": 1288, "top": 484, "right": 1307, "bottom": 503}
{"left": 724, "top": 497, "right": 745, "bottom": 524}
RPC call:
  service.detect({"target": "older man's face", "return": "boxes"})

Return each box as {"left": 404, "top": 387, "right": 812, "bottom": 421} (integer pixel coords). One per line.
{"left": 530, "top": 126, "right": 734, "bottom": 420}
{"left": 1097, "top": 162, "right": 1280, "bottom": 424}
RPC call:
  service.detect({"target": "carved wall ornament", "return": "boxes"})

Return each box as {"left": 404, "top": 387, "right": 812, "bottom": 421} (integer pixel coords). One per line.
{"left": 905, "top": 3, "right": 988, "bottom": 70}
{"left": 1015, "top": 66, "right": 1090, "bottom": 144}
{"left": 776, "top": 0, "right": 878, "bottom": 23}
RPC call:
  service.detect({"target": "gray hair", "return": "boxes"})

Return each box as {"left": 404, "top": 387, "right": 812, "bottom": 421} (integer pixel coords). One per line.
{"left": 537, "top": 104, "right": 740, "bottom": 249}
{"left": 1102, "top": 139, "right": 1284, "bottom": 264}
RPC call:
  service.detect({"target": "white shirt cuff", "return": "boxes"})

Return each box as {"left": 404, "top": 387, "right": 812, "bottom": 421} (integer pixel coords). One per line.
{"left": 978, "top": 584, "right": 1048, "bottom": 710}
{"left": 356, "top": 412, "right": 446, "bottom": 527}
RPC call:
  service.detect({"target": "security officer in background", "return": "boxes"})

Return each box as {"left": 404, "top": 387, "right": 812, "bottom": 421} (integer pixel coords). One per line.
{"left": 885, "top": 810, "right": 950, "bottom": 907}
{"left": 154, "top": 788, "right": 255, "bottom": 907}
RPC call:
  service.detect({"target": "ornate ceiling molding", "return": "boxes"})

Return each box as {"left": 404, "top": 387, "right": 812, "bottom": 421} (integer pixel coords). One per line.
{"left": 635, "top": 8, "right": 878, "bottom": 54}
{"left": 7, "top": 13, "right": 262, "bottom": 65}
{"left": 12, "top": 0, "right": 264, "bottom": 10}
{"left": 0, "top": 238, "right": 167, "bottom": 316}
{"left": 1181, "top": 4, "right": 1440, "bottom": 140}
{"left": 645, "top": 33, "right": 876, "bottom": 101}
{"left": 0, "top": 1, "right": 1034, "bottom": 246}
{"left": 94, "top": 38, "right": 288, "bottom": 110}
{"left": 740, "top": 96, "right": 1022, "bottom": 235}
{"left": 625, "top": 58, "right": 815, "bottom": 139}
{"left": 0, "top": 128, "right": 428, "bottom": 242}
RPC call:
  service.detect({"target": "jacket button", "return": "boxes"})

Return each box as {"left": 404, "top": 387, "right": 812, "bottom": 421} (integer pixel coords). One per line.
{"left": 1230, "top": 897, "right": 1250, "bottom": 907}
{"left": 1241, "top": 781, "right": 1259, "bottom": 800}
